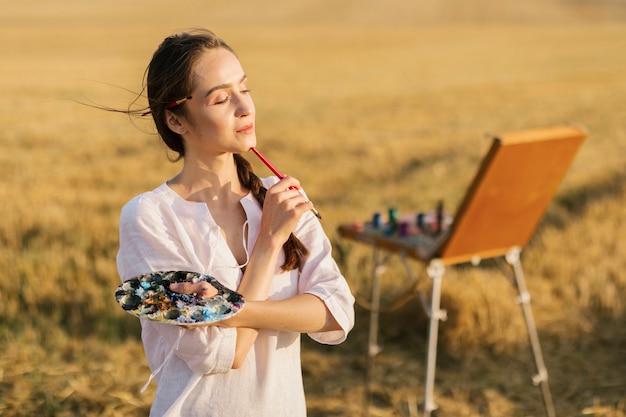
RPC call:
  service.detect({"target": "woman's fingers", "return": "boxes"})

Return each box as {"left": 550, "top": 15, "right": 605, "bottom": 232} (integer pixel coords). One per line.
{"left": 257, "top": 176, "right": 313, "bottom": 246}
{"left": 266, "top": 177, "right": 310, "bottom": 208}
{"left": 169, "top": 281, "right": 218, "bottom": 298}
{"left": 265, "top": 178, "right": 311, "bottom": 220}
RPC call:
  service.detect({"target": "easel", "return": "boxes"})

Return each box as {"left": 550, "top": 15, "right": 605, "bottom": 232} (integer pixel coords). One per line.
{"left": 338, "top": 125, "right": 587, "bottom": 417}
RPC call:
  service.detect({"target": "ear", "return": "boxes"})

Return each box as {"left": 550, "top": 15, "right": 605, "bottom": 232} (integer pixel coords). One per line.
{"left": 164, "top": 110, "right": 187, "bottom": 135}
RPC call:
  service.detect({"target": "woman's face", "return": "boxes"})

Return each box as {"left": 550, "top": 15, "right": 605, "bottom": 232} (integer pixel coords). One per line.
{"left": 176, "top": 47, "right": 256, "bottom": 157}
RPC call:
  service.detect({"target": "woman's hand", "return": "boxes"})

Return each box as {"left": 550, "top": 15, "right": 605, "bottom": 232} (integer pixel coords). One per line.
{"left": 169, "top": 281, "right": 218, "bottom": 298}
{"left": 259, "top": 176, "right": 313, "bottom": 248}
{"left": 168, "top": 281, "right": 221, "bottom": 329}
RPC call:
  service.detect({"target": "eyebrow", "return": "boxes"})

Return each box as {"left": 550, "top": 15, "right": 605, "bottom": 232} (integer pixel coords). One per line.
{"left": 203, "top": 74, "right": 248, "bottom": 98}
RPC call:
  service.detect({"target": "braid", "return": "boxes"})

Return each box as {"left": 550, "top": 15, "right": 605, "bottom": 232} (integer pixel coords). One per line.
{"left": 234, "top": 154, "right": 309, "bottom": 271}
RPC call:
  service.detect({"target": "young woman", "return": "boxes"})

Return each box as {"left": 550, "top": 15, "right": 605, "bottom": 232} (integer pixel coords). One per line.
{"left": 115, "top": 29, "right": 355, "bottom": 416}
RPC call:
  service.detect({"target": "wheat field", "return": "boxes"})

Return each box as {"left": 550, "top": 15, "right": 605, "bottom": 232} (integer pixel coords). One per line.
{"left": 1, "top": 0, "right": 625, "bottom": 416}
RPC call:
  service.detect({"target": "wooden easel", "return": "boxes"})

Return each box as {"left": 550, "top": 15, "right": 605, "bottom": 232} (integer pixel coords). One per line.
{"left": 338, "top": 125, "right": 587, "bottom": 417}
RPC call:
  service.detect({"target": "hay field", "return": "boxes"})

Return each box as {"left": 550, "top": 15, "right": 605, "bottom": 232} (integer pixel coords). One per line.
{"left": 1, "top": 0, "right": 625, "bottom": 416}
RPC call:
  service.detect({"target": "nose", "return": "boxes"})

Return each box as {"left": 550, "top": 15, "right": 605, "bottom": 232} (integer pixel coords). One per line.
{"left": 234, "top": 92, "right": 254, "bottom": 117}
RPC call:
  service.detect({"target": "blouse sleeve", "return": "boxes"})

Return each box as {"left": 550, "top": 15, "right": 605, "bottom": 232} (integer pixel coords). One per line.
{"left": 296, "top": 213, "right": 356, "bottom": 345}
{"left": 116, "top": 194, "right": 236, "bottom": 375}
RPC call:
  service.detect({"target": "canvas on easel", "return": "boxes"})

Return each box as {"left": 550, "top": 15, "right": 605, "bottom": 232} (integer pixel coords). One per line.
{"left": 434, "top": 124, "right": 587, "bottom": 265}
{"left": 337, "top": 124, "right": 587, "bottom": 417}
{"left": 421, "top": 124, "right": 587, "bottom": 417}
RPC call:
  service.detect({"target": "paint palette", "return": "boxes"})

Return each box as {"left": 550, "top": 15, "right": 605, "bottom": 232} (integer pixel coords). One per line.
{"left": 115, "top": 271, "right": 245, "bottom": 326}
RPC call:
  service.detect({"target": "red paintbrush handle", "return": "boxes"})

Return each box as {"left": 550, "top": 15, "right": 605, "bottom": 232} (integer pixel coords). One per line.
{"left": 250, "top": 147, "right": 285, "bottom": 179}
{"left": 249, "top": 147, "right": 322, "bottom": 220}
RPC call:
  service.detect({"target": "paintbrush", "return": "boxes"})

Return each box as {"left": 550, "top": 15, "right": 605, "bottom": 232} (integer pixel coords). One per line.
{"left": 250, "top": 147, "right": 322, "bottom": 220}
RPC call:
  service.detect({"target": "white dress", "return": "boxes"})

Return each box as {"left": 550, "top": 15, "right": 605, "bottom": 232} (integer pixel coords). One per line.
{"left": 116, "top": 177, "right": 355, "bottom": 417}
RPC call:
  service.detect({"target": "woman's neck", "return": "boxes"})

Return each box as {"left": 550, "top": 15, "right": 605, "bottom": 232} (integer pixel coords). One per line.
{"left": 168, "top": 153, "right": 247, "bottom": 206}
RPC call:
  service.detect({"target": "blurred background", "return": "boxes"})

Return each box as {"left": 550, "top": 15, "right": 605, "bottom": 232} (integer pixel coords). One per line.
{"left": 1, "top": 0, "right": 625, "bottom": 415}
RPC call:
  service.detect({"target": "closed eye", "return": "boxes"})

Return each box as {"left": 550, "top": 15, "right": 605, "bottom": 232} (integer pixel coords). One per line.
{"left": 211, "top": 89, "right": 251, "bottom": 105}
{"left": 213, "top": 96, "right": 230, "bottom": 105}
{"left": 210, "top": 91, "right": 230, "bottom": 105}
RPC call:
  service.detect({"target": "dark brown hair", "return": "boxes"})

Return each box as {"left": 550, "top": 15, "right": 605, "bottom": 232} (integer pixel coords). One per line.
{"left": 145, "top": 29, "right": 308, "bottom": 271}
{"left": 234, "top": 154, "right": 309, "bottom": 271}
{"left": 145, "top": 29, "right": 233, "bottom": 159}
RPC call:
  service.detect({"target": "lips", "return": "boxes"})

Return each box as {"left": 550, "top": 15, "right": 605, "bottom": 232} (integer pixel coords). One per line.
{"left": 236, "top": 123, "right": 254, "bottom": 134}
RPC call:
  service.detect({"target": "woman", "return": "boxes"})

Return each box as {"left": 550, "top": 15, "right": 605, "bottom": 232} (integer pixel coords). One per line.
{"left": 116, "top": 29, "right": 355, "bottom": 417}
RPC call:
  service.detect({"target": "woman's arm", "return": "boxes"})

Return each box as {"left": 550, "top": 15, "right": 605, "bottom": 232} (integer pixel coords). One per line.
{"left": 227, "top": 231, "right": 283, "bottom": 369}
{"left": 224, "top": 294, "right": 341, "bottom": 334}
{"left": 228, "top": 177, "right": 315, "bottom": 368}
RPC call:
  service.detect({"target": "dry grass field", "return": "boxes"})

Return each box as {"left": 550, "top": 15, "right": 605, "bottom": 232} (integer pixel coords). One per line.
{"left": 1, "top": 0, "right": 625, "bottom": 416}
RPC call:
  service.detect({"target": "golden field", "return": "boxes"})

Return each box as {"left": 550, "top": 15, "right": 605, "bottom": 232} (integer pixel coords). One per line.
{"left": 1, "top": 1, "right": 625, "bottom": 416}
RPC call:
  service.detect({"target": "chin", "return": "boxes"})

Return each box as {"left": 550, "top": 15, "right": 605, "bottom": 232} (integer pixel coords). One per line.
{"left": 241, "top": 137, "right": 257, "bottom": 152}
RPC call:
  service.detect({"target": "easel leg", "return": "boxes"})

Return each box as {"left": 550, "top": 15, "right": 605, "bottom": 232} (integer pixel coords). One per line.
{"left": 423, "top": 259, "right": 447, "bottom": 417}
{"left": 364, "top": 248, "right": 385, "bottom": 416}
{"left": 505, "top": 248, "right": 556, "bottom": 417}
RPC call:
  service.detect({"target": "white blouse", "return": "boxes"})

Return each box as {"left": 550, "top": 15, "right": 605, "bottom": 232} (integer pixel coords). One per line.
{"left": 116, "top": 178, "right": 355, "bottom": 417}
